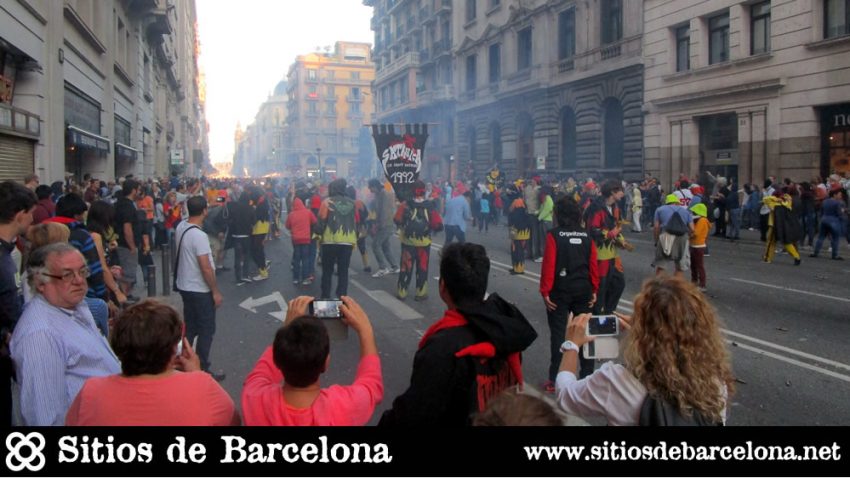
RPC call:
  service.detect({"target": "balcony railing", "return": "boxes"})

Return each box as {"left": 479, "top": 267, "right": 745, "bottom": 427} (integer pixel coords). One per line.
{"left": 600, "top": 43, "right": 622, "bottom": 60}
{"left": 375, "top": 51, "right": 420, "bottom": 82}
{"left": 417, "top": 84, "right": 455, "bottom": 104}
{"left": 436, "top": 0, "right": 452, "bottom": 15}
{"left": 0, "top": 103, "right": 40, "bottom": 139}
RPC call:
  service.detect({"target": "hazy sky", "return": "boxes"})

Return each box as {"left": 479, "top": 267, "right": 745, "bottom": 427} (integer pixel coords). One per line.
{"left": 196, "top": 0, "right": 373, "bottom": 168}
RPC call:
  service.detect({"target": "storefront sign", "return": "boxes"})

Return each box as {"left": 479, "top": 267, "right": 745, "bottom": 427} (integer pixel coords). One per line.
{"left": 371, "top": 123, "right": 428, "bottom": 201}
{"left": 67, "top": 126, "right": 110, "bottom": 154}
{"left": 536, "top": 155, "right": 546, "bottom": 170}
{"left": 170, "top": 149, "right": 184, "bottom": 165}
{"left": 116, "top": 143, "right": 138, "bottom": 161}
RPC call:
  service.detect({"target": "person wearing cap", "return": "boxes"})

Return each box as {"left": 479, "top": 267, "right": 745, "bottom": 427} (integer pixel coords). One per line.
{"left": 689, "top": 203, "right": 711, "bottom": 291}
{"left": 653, "top": 194, "right": 694, "bottom": 278}
{"left": 394, "top": 180, "right": 443, "bottom": 301}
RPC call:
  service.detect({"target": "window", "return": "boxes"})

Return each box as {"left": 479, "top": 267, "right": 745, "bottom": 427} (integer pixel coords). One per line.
{"left": 351, "top": 102, "right": 361, "bottom": 113}
{"left": 466, "top": 0, "right": 477, "bottom": 23}
{"left": 351, "top": 87, "right": 361, "bottom": 100}
{"left": 751, "top": 1, "right": 771, "bottom": 54}
{"left": 416, "top": 72, "right": 425, "bottom": 93}
{"left": 327, "top": 85, "right": 335, "bottom": 97}
{"left": 352, "top": 71, "right": 361, "bottom": 80}
{"left": 676, "top": 25, "right": 690, "bottom": 72}
{"left": 517, "top": 27, "right": 532, "bottom": 70}
{"left": 326, "top": 70, "right": 335, "bottom": 80}
{"left": 490, "top": 122, "right": 502, "bottom": 166}
{"left": 709, "top": 13, "right": 730, "bottom": 64}
{"left": 561, "top": 107, "right": 577, "bottom": 169}
{"left": 603, "top": 98, "right": 624, "bottom": 169}
{"left": 488, "top": 43, "right": 501, "bottom": 83}
{"left": 114, "top": 115, "right": 131, "bottom": 145}
{"left": 326, "top": 102, "right": 336, "bottom": 115}
{"left": 308, "top": 102, "right": 318, "bottom": 113}
{"left": 558, "top": 9, "right": 576, "bottom": 60}
{"left": 307, "top": 85, "right": 318, "bottom": 98}
{"left": 466, "top": 54, "right": 477, "bottom": 92}
{"left": 601, "top": 0, "right": 623, "bottom": 45}
{"left": 400, "top": 76, "right": 409, "bottom": 103}
{"left": 825, "top": 0, "right": 849, "bottom": 38}
{"left": 307, "top": 69, "right": 318, "bottom": 80}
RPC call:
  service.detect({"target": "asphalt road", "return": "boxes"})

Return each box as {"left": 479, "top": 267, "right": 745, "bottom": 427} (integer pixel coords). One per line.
{"left": 197, "top": 218, "right": 850, "bottom": 426}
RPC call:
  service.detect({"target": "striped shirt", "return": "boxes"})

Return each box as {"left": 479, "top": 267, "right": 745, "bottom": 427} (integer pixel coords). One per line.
{"left": 10, "top": 295, "right": 120, "bottom": 426}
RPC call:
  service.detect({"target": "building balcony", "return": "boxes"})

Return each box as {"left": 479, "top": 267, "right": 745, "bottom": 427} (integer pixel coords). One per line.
{"left": 560, "top": 34, "right": 642, "bottom": 77}
{"left": 419, "top": 6, "right": 431, "bottom": 23}
{"left": 436, "top": 0, "right": 452, "bottom": 16}
{"left": 146, "top": 6, "right": 173, "bottom": 37}
{"left": 432, "top": 38, "right": 452, "bottom": 59}
{"left": 0, "top": 103, "right": 41, "bottom": 139}
{"left": 375, "top": 51, "right": 420, "bottom": 83}
{"left": 416, "top": 84, "right": 455, "bottom": 104}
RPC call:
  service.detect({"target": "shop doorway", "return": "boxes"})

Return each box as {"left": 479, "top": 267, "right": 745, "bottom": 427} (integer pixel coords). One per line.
{"left": 699, "top": 113, "right": 739, "bottom": 186}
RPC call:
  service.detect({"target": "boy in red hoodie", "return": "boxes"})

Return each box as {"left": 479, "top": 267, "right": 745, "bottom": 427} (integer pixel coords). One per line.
{"left": 285, "top": 198, "right": 317, "bottom": 285}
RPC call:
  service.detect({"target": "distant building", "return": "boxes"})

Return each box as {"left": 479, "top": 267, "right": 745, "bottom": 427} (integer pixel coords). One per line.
{"left": 0, "top": 0, "right": 208, "bottom": 182}
{"left": 643, "top": 0, "right": 850, "bottom": 189}
{"left": 233, "top": 81, "right": 288, "bottom": 177}
{"left": 283, "top": 42, "right": 376, "bottom": 179}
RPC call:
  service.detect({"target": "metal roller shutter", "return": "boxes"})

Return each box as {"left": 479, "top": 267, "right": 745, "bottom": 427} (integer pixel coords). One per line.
{"left": 0, "top": 134, "right": 35, "bottom": 182}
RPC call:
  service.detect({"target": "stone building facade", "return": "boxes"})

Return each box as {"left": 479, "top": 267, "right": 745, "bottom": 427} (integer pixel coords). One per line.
{"left": 643, "top": 0, "right": 850, "bottom": 190}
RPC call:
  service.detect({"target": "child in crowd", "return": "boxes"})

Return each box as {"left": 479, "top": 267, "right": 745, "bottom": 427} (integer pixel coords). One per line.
{"left": 689, "top": 203, "right": 711, "bottom": 291}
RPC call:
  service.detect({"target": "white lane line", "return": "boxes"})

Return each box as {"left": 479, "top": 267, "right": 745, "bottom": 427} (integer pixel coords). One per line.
{"left": 350, "top": 278, "right": 424, "bottom": 321}
{"left": 728, "top": 340, "right": 850, "bottom": 384}
{"left": 432, "top": 241, "right": 543, "bottom": 283}
{"left": 730, "top": 278, "right": 850, "bottom": 304}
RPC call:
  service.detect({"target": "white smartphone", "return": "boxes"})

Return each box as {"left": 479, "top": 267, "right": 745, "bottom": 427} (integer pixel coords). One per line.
{"left": 583, "top": 337, "right": 619, "bottom": 360}
{"left": 586, "top": 315, "right": 619, "bottom": 337}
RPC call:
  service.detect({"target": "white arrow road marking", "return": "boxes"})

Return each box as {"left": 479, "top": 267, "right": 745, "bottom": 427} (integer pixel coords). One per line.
{"left": 239, "top": 291, "right": 288, "bottom": 322}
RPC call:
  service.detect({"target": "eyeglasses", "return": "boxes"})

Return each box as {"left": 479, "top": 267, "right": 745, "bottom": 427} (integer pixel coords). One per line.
{"left": 41, "top": 267, "right": 91, "bottom": 283}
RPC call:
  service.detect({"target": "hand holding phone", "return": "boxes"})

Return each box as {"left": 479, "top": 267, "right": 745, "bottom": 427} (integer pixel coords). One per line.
{"left": 309, "top": 299, "right": 349, "bottom": 340}
{"left": 585, "top": 315, "right": 619, "bottom": 337}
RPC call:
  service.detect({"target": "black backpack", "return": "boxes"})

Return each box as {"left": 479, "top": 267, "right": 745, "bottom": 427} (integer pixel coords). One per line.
{"left": 639, "top": 395, "right": 723, "bottom": 426}
{"left": 664, "top": 208, "right": 689, "bottom": 236}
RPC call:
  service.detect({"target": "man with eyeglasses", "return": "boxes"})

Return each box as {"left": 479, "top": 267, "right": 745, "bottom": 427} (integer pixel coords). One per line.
{"left": 10, "top": 242, "right": 120, "bottom": 425}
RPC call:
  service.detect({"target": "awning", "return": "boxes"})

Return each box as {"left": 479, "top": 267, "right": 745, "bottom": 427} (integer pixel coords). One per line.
{"left": 116, "top": 142, "right": 139, "bottom": 161}
{"left": 67, "top": 126, "right": 110, "bottom": 154}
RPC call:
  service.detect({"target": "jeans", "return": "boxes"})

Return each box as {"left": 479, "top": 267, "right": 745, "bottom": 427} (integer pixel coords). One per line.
{"left": 726, "top": 208, "right": 741, "bottom": 239}
{"left": 292, "top": 243, "right": 310, "bottom": 282}
{"left": 801, "top": 212, "right": 817, "bottom": 247}
{"left": 251, "top": 234, "right": 267, "bottom": 271}
{"left": 546, "top": 291, "right": 592, "bottom": 382}
{"left": 180, "top": 291, "right": 216, "bottom": 372}
{"left": 444, "top": 225, "right": 466, "bottom": 244}
{"left": 232, "top": 236, "right": 252, "bottom": 281}
{"left": 321, "top": 244, "right": 353, "bottom": 298}
{"left": 371, "top": 227, "right": 396, "bottom": 270}
{"left": 478, "top": 213, "right": 489, "bottom": 232}
{"left": 527, "top": 214, "right": 541, "bottom": 259}
{"left": 814, "top": 218, "right": 842, "bottom": 259}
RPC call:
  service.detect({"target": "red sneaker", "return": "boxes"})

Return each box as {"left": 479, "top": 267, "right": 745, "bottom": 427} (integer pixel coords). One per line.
{"left": 542, "top": 380, "right": 556, "bottom": 394}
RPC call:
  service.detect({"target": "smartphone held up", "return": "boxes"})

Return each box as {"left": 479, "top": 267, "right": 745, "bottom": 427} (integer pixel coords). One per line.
{"left": 583, "top": 315, "right": 621, "bottom": 360}
{"left": 309, "top": 299, "right": 349, "bottom": 340}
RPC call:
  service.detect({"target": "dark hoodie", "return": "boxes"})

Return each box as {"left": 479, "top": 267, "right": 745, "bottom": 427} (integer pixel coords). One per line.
{"left": 378, "top": 293, "right": 537, "bottom": 426}
{"left": 316, "top": 179, "right": 357, "bottom": 245}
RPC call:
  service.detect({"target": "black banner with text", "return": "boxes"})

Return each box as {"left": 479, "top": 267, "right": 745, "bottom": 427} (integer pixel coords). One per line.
{"left": 371, "top": 124, "right": 428, "bottom": 202}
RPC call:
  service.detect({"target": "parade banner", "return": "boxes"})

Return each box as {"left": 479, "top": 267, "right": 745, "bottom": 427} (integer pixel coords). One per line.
{"left": 371, "top": 124, "right": 428, "bottom": 201}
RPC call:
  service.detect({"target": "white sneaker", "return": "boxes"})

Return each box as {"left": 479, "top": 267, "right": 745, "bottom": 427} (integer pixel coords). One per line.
{"left": 533, "top": 257, "right": 544, "bottom": 263}
{"left": 389, "top": 266, "right": 401, "bottom": 274}
{"left": 251, "top": 274, "right": 268, "bottom": 282}
{"left": 372, "top": 269, "right": 389, "bottom": 278}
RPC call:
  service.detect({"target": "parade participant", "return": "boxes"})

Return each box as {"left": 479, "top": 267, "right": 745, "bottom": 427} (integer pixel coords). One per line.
{"left": 249, "top": 187, "right": 271, "bottom": 282}
{"left": 535, "top": 186, "right": 554, "bottom": 262}
{"left": 368, "top": 179, "right": 399, "bottom": 278}
{"left": 379, "top": 243, "right": 537, "bottom": 426}
{"left": 759, "top": 179, "right": 776, "bottom": 241}
{"left": 285, "top": 198, "right": 318, "bottom": 285}
{"left": 226, "top": 190, "right": 256, "bottom": 285}
{"left": 175, "top": 197, "right": 225, "bottom": 381}
{"left": 584, "top": 180, "right": 633, "bottom": 377}
{"left": 202, "top": 191, "right": 228, "bottom": 273}
{"left": 347, "top": 185, "right": 372, "bottom": 274}
{"left": 242, "top": 295, "right": 382, "bottom": 426}
{"left": 394, "top": 180, "right": 443, "bottom": 301}
{"left": 66, "top": 301, "right": 239, "bottom": 426}
{"left": 11, "top": 243, "right": 120, "bottom": 425}
{"left": 556, "top": 277, "right": 732, "bottom": 426}
{"left": 524, "top": 177, "right": 542, "bottom": 260}
{"left": 539, "top": 196, "right": 598, "bottom": 393}
{"left": 689, "top": 203, "right": 711, "bottom": 291}
{"left": 631, "top": 184, "right": 643, "bottom": 233}
{"left": 810, "top": 188, "right": 846, "bottom": 260}
{"left": 653, "top": 194, "right": 694, "bottom": 278}
{"left": 508, "top": 185, "right": 532, "bottom": 275}
{"left": 444, "top": 190, "right": 472, "bottom": 244}
{"left": 763, "top": 189, "right": 802, "bottom": 265}
{"left": 316, "top": 179, "right": 360, "bottom": 298}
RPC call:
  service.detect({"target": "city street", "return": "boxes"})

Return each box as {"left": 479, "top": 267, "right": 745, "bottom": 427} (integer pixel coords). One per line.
{"left": 193, "top": 221, "right": 850, "bottom": 426}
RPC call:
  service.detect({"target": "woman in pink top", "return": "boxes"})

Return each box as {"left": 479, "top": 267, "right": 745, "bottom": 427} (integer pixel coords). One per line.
{"left": 66, "top": 300, "right": 240, "bottom": 426}
{"left": 241, "top": 296, "right": 383, "bottom": 426}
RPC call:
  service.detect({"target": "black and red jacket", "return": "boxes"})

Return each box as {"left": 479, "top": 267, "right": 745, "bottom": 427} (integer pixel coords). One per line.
{"left": 540, "top": 227, "right": 599, "bottom": 298}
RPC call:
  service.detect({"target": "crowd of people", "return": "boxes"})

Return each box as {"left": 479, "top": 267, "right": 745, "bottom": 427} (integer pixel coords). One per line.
{"left": 1, "top": 165, "right": 848, "bottom": 428}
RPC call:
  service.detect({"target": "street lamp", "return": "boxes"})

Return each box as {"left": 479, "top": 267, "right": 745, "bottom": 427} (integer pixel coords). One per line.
{"left": 316, "top": 147, "right": 322, "bottom": 180}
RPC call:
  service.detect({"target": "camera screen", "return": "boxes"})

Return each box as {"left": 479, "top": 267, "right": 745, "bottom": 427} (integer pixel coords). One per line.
{"left": 313, "top": 300, "right": 342, "bottom": 319}
{"left": 588, "top": 315, "right": 618, "bottom": 336}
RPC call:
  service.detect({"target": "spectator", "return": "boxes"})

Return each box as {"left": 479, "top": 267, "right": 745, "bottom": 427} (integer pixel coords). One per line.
{"left": 84, "top": 179, "right": 100, "bottom": 204}
{"left": 811, "top": 188, "right": 846, "bottom": 261}
{"left": 174, "top": 196, "right": 225, "bottom": 381}
{"left": 540, "top": 196, "right": 598, "bottom": 393}
{"left": 368, "top": 179, "right": 399, "bottom": 277}
{"left": 241, "top": 295, "right": 382, "bottom": 426}
{"left": 473, "top": 390, "right": 562, "bottom": 426}
{"left": 24, "top": 174, "right": 39, "bottom": 191}
{"left": 443, "top": 190, "right": 472, "bottom": 245}
{"left": 86, "top": 201, "right": 127, "bottom": 308}
{"left": 316, "top": 179, "right": 359, "bottom": 298}
{"left": 11, "top": 243, "right": 120, "bottom": 425}
{"left": 555, "top": 276, "right": 733, "bottom": 426}
{"left": 689, "top": 203, "right": 711, "bottom": 291}
{"left": 478, "top": 190, "right": 491, "bottom": 233}
{"left": 725, "top": 178, "right": 741, "bottom": 241}
{"left": 653, "top": 194, "right": 694, "bottom": 278}
{"left": 285, "top": 198, "right": 317, "bottom": 285}
{"left": 348, "top": 185, "right": 372, "bottom": 274}
{"left": 394, "top": 180, "right": 443, "bottom": 301}
{"left": 630, "top": 184, "right": 643, "bottom": 233}
{"left": 536, "top": 187, "right": 554, "bottom": 255}
{"left": 226, "top": 189, "right": 256, "bottom": 286}
{"left": 759, "top": 179, "right": 776, "bottom": 241}
{"left": 163, "top": 191, "right": 182, "bottom": 245}
{"left": 524, "top": 178, "right": 541, "bottom": 260}
{"left": 202, "top": 191, "right": 229, "bottom": 273}
{"left": 65, "top": 300, "right": 239, "bottom": 426}
{"left": 379, "top": 243, "right": 537, "bottom": 426}
{"left": 0, "top": 181, "right": 37, "bottom": 428}
{"left": 32, "top": 185, "right": 55, "bottom": 225}
{"left": 248, "top": 187, "right": 271, "bottom": 282}
{"left": 114, "top": 179, "right": 141, "bottom": 301}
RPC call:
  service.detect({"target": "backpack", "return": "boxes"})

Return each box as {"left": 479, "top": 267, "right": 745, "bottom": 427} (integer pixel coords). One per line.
{"left": 639, "top": 395, "right": 722, "bottom": 426}
{"left": 664, "top": 208, "right": 689, "bottom": 236}
{"left": 403, "top": 202, "right": 432, "bottom": 241}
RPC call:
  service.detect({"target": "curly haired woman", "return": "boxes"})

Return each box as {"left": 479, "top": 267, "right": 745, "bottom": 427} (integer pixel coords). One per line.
{"left": 554, "top": 276, "right": 734, "bottom": 425}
